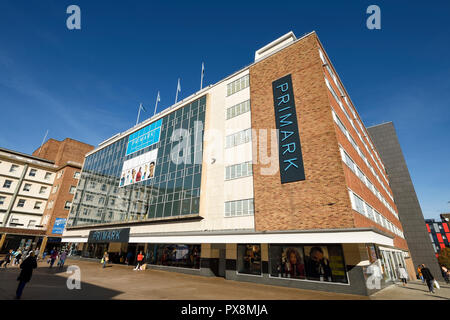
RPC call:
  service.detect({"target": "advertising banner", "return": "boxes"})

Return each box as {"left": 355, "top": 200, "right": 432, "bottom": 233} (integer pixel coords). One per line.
{"left": 88, "top": 228, "right": 130, "bottom": 243}
{"left": 52, "top": 218, "right": 67, "bottom": 234}
{"left": 119, "top": 148, "right": 158, "bottom": 187}
{"left": 126, "top": 119, "right": 162, "bottom": 156}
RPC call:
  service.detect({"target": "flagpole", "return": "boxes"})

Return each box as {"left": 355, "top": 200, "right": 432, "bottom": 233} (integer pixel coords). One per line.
{"left": 37, "top": 129, "right": 49, "bottom": 156}
{"left": 175, "top": 78, "right": 180, "bottom": 104}
{"left": 200, "top": 62, "right": 204, "bottom": 90}
{"left": 153, "top": 91, "right": 160, "bottom": 116}
{"left": 136, "top": 103, "right": 143, "bottom": 125}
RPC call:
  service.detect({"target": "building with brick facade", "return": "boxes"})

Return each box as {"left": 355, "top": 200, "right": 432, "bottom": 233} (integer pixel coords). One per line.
{"left": 0, "top": 138, "right": 93, "bottom": 254}
{"left": 61, "top": 31, "right": 413, "bottom": 296}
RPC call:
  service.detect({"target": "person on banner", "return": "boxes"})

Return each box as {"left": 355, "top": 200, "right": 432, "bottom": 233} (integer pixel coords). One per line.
{"left": 15, "top": 251, "right": 37, "bottom": 299}
{"left": 305, "top": 247, "right": 332, "bottom": 281}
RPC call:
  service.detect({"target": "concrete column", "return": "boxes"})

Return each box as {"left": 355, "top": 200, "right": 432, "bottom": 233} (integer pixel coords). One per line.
{"left": 0, "top": 233, "right": 7, "bottom": 251}
{"left": 39, "top": 236, "right": 48, "bottom": 259}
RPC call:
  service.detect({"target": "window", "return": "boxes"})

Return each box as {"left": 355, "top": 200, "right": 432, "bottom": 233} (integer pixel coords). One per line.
{"left": 23, "top": 183, "right": 32, "bottom": 192}
{"left": 224, "top": 199, "right": 254, "bottom": 217}
{"left": 17, "top": 199, "right": 26, "bottom": 208}
{"left": 57, "top": 170, "right": 64, "bottom": 179}
{"left": 353, "top": 194, "right": 366, "bottom": 216}
{"left": 269, "top": 244, "right": 347, "bottom": 283}
{"left": 225, "top": 162, "right": 252, "bottom": 180}
{"left": 29, "top": 169, "right": 37, "bottom": 177}
{"left": 69, "top": 186, "right": 76, "bottom": 194}
{"left": 3, "top": 180, "right": 12, "bottom": 188}
{"left": 227, "top": 74, "right": 249, "bottom": 96}
{"left": 44, "top": 172, "right": 52, "bottom": 180}
{"left": 34, "top": 202, "right": 42, "bottom": 210}
{"left": 226, "top": 129, "right": 252, "bottom": 148}
{"left": 74, "top": 172, "right": 81, "bottom": 179}
{"left": 0, "top": 196, "right": 5, "bottom": 205}
{"left": 64, "top": 201, "right": 72, "bottom": 210}
{"left": 48, "top": 200, "right": 54, "bottom": 209}
{"left": 27, "top": 220, "right": 36, "bottom": 228}
{"left": 9, "top": 164, "right": 19, "bottom": 173}
{"left": 226, "top": 100, "right": 251, "bottom": 120}
{"left": 39, "top": 186, "right": 47, "bottom": 194}
{"left": 237, "top": 244, "right": 261, "bottom": 275}
{"left": 10, "top": 218, "right": 19, "bottom": 224}
{"left": 52, "top": 185, "right": 59, "bottom": 194}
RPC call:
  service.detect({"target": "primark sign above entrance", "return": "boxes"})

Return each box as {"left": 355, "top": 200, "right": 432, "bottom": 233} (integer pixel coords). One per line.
{"left": 272, "top": 74, "right": 306, "bottom": 184}
{"left": 88, "top": 228, "right": 130, "bottom": 243}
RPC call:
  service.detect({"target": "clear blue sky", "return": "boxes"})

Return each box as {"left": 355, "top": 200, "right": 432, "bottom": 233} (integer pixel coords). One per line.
{"left": 0, "top": 0, "right": 449, "bottom": 219}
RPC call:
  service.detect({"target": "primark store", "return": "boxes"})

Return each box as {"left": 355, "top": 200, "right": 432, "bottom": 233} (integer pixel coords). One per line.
{"left": 62, "top": 31, "right": 413, "bottom": 296}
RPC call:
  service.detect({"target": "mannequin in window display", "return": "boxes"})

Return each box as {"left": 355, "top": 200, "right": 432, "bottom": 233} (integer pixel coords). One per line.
{"left": 285, "top": 248, "right": 305, "bottom": 278}
{"left": 305, "top": 247, "right": 332, "bottom": 281}
{"left": 250, "top": 245, "right": 261, "bottom": 273}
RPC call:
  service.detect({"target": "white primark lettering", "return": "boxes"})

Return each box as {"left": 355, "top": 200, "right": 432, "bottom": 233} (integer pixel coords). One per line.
{"left": 181, "top": 304, "right": 215, "bottom": 318}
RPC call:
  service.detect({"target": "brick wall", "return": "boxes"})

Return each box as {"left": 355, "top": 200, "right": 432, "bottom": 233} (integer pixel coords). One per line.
{"left": 249, "top": 33, "right": 355, "bottom": 231}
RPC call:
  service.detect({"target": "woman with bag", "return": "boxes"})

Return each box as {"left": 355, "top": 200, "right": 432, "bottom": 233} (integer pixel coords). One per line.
{"left": 102, "top": 251, "right": 109, "bottom": 269}
{"left": 397, "top": 264, "right": 409, "bottom": 286}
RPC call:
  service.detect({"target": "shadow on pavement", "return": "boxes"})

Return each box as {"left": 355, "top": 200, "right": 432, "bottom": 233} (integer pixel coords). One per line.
{"left": 0, "top": 264, "right": 123, "bottom": 300}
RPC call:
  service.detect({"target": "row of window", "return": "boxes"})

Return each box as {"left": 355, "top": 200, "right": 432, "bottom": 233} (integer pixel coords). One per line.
{"left": 349, "top": 189, "right": 404, "bottom": 238}
{"left": 224, "top": 198, "right": 254, "bottom": 217}
{"left": 326, "top": 80, "right": 392, "bottom": 201}
{"left": 14, "top": 198, "right": 43, "bottom": 210}
{"left": 227, "top": 74, "right": 250, "bottom": 96}
{"left": 340, "top": 146, "right": 398, "bottom": 219}
{"left": 226, "top": 99, "right": 251, "bottom": 120}
{"left": 320, "top": 49, "right": 390, "bottom": 190}
{"left": 225, "top": 128, "right": 252, "bottom": 148}
{"left": 332, "top": 109, "right": 397, "bottom": 217}
{"left": 225, "top": 161, "right": 252, "bottom": 181}
{"left": 8, "top": 217, "right": 37, "bottom": 228}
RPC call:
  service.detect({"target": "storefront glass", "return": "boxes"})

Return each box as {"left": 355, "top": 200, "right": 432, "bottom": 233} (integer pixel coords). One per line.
{"left": 269, "top": 244, "right": 347, "bottom": 283}
{"left": 146, "top": 244, "right": 200, "bottom": 269}
{"left": 237, "top": 244, "right": 262, "bottom": 275}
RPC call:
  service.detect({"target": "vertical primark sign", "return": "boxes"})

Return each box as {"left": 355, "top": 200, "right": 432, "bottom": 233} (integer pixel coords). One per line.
{"left": 272, "top": 74, "right": 306, "bottom": 184}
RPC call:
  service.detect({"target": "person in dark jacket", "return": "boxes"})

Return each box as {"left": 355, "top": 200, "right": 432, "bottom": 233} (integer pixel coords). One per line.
{"left": 420, "top": 264, "right": 435, "bottom": 293}
{"left": 0, "top": 250, "right": 13, "bottom": 268}
{"left": 15, "top": 251, "right": 37, "bottom": 299}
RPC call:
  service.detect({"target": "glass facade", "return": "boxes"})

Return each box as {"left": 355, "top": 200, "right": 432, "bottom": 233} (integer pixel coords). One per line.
{"left": 237, "top": 244, "right": 262, "bottom": 275}
{"left": 67, "top": 96, "right": 206, "bottom": 227}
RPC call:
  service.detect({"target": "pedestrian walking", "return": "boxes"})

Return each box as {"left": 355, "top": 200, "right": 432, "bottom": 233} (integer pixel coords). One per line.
{"left": 34, "top": 248, "right": 40, "bottom": 261}
{"left": 417, "top": 265, "right": 424, "bottom": 282}
{"left": 125, "top": 251, "right": 133, "bottom": 266}
{"left": 14, "top": 250, "right": 23, "bottom": 266}
{"left": 58, "top": 250, "right": 67, "bottom": 269}
{"left": 134, "top": 251, "right": 144, "bottom": 271}
{"left": 441, "top": 265, "right": 449, "bottom": 284}
{"left": 15, "top": 251, "right": 37, "bottom": 299}
{"left": 49, "top": 249, "right": 58, "bottom": 268}
{"left": 0, "top": 250, "right": 13, "bottom": 268}
{"left": 101, "top": 252, "right": 109, "bottom": 268}
{"left": 420, "top": 264, "right": 436, "bottom": 293}
{"left": 397, "top": 264, "right": 409, "bottom": 286}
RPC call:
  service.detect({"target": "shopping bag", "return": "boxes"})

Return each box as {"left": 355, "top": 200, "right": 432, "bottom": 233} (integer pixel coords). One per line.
{"left": 101, "top": 258, "right": 104, "bottom": 264}
{"left": 433, "top": 280, "right": 440, "bottom": 290}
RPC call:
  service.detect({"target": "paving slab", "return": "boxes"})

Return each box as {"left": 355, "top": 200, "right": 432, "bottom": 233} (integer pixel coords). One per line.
{"left": 0, "top": 258, "right": 368, "bottom": 300}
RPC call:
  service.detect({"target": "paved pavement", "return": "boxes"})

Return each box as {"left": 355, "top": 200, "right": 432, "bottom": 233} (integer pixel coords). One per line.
{"left": 0, "top": 258, "right": 448, "bottom": 300}
{"left": 371, "top": 280, "right": 450, "bottom": 300}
